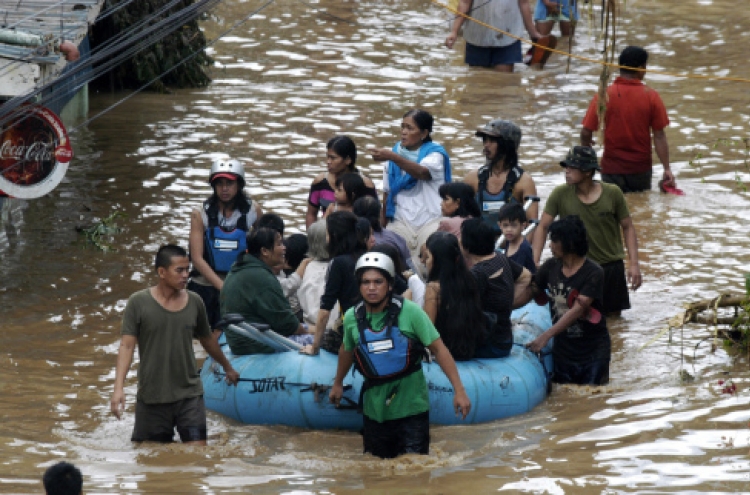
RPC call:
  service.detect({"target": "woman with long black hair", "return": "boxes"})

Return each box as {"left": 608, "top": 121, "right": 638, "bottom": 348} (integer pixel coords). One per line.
{"left": 301, "top": 211, "right": 368, "bottom": 355}
{"left": 422, "top": 231, "right": 486, "bottom": 360}
{"left": 306, "top": 136, "right": 377, "bottom": 228}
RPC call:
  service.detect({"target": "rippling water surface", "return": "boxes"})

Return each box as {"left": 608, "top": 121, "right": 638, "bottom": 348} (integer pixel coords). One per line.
{"left": 2, "top": 0, "right": 750, "bottom": 492}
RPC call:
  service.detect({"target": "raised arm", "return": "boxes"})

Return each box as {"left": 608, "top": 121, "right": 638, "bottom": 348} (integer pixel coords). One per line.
{"left": 368, "top": 148, "right": 432, "bottom": 180}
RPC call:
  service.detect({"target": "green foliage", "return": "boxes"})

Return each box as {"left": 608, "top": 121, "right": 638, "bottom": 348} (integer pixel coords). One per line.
{"left": 90, "top": 0, "right": 212, "bottom": 91}
{"left": 689, "top": 138, "right": 750, "bottom": 192}
{"left": 79, "top": 211, "right": 127, "bottom": 252}
{"left": 725, "top": 280, "right": 750, "bottom": 351}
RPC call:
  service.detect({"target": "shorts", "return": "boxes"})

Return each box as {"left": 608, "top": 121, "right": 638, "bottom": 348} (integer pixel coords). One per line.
{"left": 187, "top": 280, "right": 221, "bottom": 329}
{"left": 533, "top": 0, "right": 578, "bottom": 22}
{"left": 132, "top": 396, "right": 207, "bottom": 443}
{"left": 601, "top": 171, "right": 653, "bottom": 193}
{"left": 553, "top": 357, "right": 610, "bottom": 385}
{"left": 601, "top": 260, "right": 630, "bottom": 314}
{"left": 465, "top": 41, "right": 522, "bottom": 68}
{"left": 362, "top": 411, "right": 430, "bottom": 459}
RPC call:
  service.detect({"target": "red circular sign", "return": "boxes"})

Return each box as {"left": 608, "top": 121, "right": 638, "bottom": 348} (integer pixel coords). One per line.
{"left": 0, "top": 105, "right": 73, "bottom": 199}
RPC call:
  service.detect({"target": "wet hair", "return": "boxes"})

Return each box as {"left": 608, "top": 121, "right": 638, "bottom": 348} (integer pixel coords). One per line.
{"left": 335, "top": 173, "right": 368, "bottom": 205}
{"left": 326, "top": 211, "right": 366, "bottom": 259}
{"left": 327, "top": 135, "right": 357, "bottom": 170}
{"left": 548, "top": 215, "right": 589, "bottom": 257}
{"left": 155, "top": 244, "right": 187, "bottom": 271}
{"left": 306, "top": 219, "right": 329, "bottom": 261}
{"left": 43, "top": 461, "right": 83, "bottom": 495}
{"left": 403, "top": 109, "right": 434, "bottom": 142}
{"left": 284, "top": 233, "right": 308, "bottom": 271}
{"left": 497, "top": 202, "right": 527, "bottom": 224}
{"left": 438, "top": 182, "right": 481, "bottom": 218}
{"left": 425, "top": 231, "right": 485, "bottom": 360}
{"left": 460, "top": 217, "right": 496, "bottom": 256}
{"left": 352, "top": 195, "right": 382, "bottom": 233}
{"left": 247, "top": 227, "right": 279, "bottom": 258}
{"left": 619, "top": 45, "right": 648, "bottom": 74}
{"left": 256, "top": 213, "right": 285, "bottom": 237}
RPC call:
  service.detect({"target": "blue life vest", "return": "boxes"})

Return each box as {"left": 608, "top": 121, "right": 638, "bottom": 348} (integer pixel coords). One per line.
{"left": 353, "top": 296, "right": 425, "bottom": 384}
{"left": 477, "top": 165, "right": 524, "bottom": 233}
{"left": 202, "top": 200, "right": 251, "bottom": 274}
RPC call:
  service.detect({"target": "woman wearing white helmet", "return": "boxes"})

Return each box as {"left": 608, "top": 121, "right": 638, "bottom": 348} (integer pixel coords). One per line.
{"left": 188, "top": 159, "right": 263, "bottom": 330}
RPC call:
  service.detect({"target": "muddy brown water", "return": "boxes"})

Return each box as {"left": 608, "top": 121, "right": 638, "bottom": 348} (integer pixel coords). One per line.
{"left": 2, "top": 0, "right": 750, "bottom": 492}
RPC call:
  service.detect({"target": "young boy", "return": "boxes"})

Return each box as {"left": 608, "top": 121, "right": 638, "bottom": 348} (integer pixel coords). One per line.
{"left": 497, "top": 202, "right": 536, "bottom": 274}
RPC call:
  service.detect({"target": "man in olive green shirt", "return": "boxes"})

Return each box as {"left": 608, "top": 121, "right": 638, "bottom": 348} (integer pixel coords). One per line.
{"left": 110, "top": 245, "right": 239, "bottom": 444}
{"left": 532, "top": 146, "right": 642, "bottom": 315}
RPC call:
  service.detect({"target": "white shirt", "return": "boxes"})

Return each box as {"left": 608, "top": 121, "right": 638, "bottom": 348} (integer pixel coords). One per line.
{"left": 382, "top": 152, "right": 445, "bottom": 228}
{"left": 463, "top": 0, "right": 526, "bottom": 48}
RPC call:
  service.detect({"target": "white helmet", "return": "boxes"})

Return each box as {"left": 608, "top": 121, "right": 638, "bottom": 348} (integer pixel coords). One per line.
{"left": 209, "top": 159, "right": 245, "bottom": 186}
{"left": 355, "top": 252, "right": 395, "bottom": 280}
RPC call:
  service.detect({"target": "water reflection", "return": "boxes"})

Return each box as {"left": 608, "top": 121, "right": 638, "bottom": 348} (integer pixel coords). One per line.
{"left": 2, "top": 0, "right": 750, "bottom": 492}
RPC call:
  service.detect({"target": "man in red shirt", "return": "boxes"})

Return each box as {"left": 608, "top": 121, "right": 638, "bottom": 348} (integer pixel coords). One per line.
{"left": 580, "top": 46, "right": 676, "bottom": 193}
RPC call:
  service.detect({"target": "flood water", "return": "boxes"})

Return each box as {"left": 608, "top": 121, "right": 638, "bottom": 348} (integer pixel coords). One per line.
{"left": 2, "top": 0, "right": 750, "bottom": 492}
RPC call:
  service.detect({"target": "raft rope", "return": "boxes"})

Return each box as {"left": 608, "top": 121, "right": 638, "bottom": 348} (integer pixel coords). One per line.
{"left": 429, "top": 0, "right": 750, "bottom": 84}
{"left": 210, "top": 369, "right": 360, "bottom": 409}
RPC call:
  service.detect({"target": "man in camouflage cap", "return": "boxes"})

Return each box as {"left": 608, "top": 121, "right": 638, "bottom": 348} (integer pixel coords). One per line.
{"left": 463, "top": 118, "right": 538, "bottom": 233}
{"left": 532, "top": 145, "right": 642, "bottom": 316}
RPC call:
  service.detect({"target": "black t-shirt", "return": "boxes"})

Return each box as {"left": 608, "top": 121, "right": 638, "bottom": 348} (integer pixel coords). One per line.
{"left": 320, "top": 254, "right": 360, "bottom": 314}
{"left": 471, "top": 254, "right": 523, "bottom": 347}
{"left": 534, "top": 258, "right": 610, "bottom": 365}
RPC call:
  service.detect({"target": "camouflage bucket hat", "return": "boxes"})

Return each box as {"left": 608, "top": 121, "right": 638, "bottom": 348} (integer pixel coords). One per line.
{"left": 475, "top": 119, "right": 522, "bottom": 150}
{"left": 560, "top": 146, "right": 600, "bottom": 171}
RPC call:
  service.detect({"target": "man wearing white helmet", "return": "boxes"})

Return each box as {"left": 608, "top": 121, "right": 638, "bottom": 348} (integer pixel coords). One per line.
{"left": 188, "top": 159, "right": 263, "bottom": 331}
{"left": 464, "top": 119, "right": 538, "bottom": 232}
{"left": 329, "top": 252, "right": 471, "bottom": 459}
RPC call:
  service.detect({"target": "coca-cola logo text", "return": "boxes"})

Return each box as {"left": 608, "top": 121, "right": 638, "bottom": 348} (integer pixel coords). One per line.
{"left": 0, "top": 140, "right": 54, "bottom": 163}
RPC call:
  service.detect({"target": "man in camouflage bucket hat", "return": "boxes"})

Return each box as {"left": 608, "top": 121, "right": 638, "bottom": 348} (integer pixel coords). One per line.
{"left": 532, "top": 145, "right": 642, "bottom": 316}
{"left": 464, "top": 118, "right": 538, "bottom": 233}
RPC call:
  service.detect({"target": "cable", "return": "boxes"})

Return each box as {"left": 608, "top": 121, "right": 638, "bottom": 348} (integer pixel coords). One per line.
{"left": 430, "top": 0, "right": 750, "bottom": 84}
{"left": 69, "top": 0, "right": 277, "bottom": 133}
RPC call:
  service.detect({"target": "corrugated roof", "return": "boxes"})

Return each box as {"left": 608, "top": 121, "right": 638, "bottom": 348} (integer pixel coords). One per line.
{"left": 0, "top": 0, "right": 104, "bottom": 98}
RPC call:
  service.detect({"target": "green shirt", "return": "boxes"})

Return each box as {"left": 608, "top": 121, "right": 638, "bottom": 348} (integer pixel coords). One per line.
{"left": 121, "top": 289, "right": 211, "bottom": 404}
{"left": 544, "top": 182, "right": 631, "bottom": 265}
{"left": 342, "top": 299, "right": 440, "bottom": 423}
{"left": 220, "top": 253, "right": 300, "bottom": 355}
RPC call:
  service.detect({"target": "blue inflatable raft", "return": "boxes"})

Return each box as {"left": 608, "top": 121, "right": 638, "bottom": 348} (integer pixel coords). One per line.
{"left": 201, "top": 302, "right": 553, "bottom": 430}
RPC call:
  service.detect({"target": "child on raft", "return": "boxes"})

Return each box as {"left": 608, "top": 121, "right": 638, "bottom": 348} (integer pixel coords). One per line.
{"left": 496, "top": 202, "right": 536, "bottom": 274}
{"left": 325, "top": 172, "right": 370, "bottom": 217}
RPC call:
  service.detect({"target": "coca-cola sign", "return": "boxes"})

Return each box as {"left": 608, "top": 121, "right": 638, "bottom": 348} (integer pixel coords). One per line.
{"left": 0, "top": 105, "right": 73, "bottom": 199}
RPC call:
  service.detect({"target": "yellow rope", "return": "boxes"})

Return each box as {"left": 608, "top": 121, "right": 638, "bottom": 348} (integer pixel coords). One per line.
{"left": 431, "top": 0, "right": 750, "bottom": 84}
